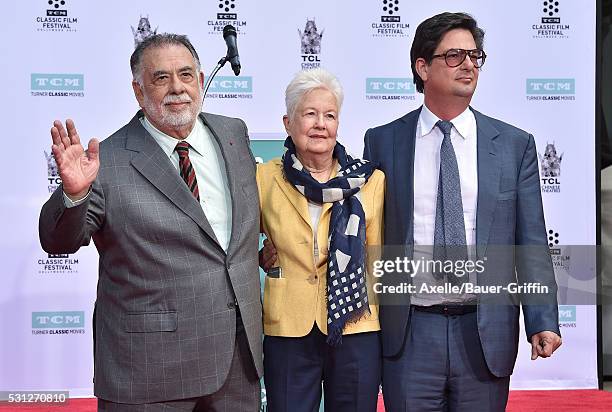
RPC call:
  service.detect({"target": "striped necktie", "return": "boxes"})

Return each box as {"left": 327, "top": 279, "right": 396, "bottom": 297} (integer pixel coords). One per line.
{"left": 176, "top": 141, "right": 200, "bottom": 201}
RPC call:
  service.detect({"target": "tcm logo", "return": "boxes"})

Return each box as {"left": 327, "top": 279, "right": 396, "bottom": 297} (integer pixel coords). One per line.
{"left": 47, "top": 0, "right": 67, "bottom": 16}
{"left": 541, "top": 0, "right": 560, "bottom": 23}
{"left": 217, "top": 0, "right": 237, "bottom": 19}
{"left": 526, "top": 79, "right": 574, "bottom": 95}
{"left": 381, "top": 0, "right": 400, "bottom": 22}
{"left": 32, "top": 311, "right": 85, "bottom": 328}
{"left": 547, "top": 229, "right": 560, "bottom": 249}
{"left": 366, "top": 78, "right": 414, "bottom": 94}
{"left": 205, "top": 76, "right": 252, "bottom": 93}
{"left": 31, "top": 74, "right": 84, "bottom": 91}
{"left": 558, "top": 305, "right": 576, "bottom": 322}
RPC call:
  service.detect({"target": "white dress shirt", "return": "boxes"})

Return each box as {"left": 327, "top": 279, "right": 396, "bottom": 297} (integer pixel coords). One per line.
{"left": 411, "top": 104, "right": 478, "bottom": 305}
{"left": 141, "top": 116, "right": 233, "bottom": 252}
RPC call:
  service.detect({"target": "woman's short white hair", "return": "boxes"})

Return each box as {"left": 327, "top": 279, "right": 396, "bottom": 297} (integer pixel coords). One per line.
{"left": 285, "top": 68, "right": 344, "bottom": 120}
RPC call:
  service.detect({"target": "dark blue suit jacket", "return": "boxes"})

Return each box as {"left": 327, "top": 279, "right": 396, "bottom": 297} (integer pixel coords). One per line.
{"left": 364, "top": 107, "right": 560, "bottom": 377}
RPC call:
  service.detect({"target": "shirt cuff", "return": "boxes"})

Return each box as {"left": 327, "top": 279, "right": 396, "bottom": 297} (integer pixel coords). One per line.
{"left": 63, "top": 188, "right": 91, "bottom": 208}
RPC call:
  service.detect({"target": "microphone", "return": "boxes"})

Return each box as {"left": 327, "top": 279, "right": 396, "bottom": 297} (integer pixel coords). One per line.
{"left": 202, "top": 24, "right": 241, "bottom": 101}
{"left": 223, "top": 25, "right": 241, "bottom": 75}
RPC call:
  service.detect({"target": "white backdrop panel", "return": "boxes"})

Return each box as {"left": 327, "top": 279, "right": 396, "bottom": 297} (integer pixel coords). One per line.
{"left": 0, "top": 0, "right": 597, "bottom": 397}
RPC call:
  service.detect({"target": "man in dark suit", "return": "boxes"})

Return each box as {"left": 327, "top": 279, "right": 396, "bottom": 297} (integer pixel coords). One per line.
{"left": 363, "top": 12, "right": 562, "bottom": 412}
{"left": 39, "top": 34, "right": 262, "bottom": 411}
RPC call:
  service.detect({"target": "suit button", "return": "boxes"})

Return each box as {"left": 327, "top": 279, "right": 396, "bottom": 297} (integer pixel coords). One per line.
{"left": 227, "top": 302, "right": 236, "bottom": 309}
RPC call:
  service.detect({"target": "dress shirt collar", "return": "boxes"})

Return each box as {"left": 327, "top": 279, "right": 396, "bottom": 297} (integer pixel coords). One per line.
{"left": 140, "top": 114, "right": 206, "bottom": 158}
{"left": 418, "top": 104, "right": 474, "bottom": 140}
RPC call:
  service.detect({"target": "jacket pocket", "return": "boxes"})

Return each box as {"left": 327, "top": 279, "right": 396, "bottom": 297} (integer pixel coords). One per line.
{"left": 263, "top": 276, "right": 287, "bottom": 324}
{"left": 123, "top": 311, "right": 178, "bottom": 333}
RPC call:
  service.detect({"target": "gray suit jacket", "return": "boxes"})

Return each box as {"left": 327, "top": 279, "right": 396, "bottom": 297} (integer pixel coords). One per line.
{"left": 364, "top": 107, "right": 560, "bottom": 377}
{"left": 39, "top": 112, "right": 263, "bottom": 403}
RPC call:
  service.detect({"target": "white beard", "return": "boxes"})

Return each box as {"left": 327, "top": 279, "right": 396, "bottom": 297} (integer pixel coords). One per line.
{"left": 143, "top": 91, "right": 202, "bottom": 129}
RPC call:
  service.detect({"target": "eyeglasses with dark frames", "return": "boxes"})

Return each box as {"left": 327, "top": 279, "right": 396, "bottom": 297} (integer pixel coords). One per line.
{"left": 430, "top": 48, "right": 487, "bottom": 68}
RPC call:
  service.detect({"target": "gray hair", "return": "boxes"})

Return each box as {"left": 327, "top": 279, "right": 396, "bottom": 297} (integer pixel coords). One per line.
{"left": 285, "top": 68, "right": 344, "bottom": 120}
{"left": 130, "top": 33, "right": 201, "bottom": 84}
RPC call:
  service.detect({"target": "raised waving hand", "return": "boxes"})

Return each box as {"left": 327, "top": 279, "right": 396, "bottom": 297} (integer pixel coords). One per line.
{"left": 50, "top": 119, "right": 99, "bottom": 200}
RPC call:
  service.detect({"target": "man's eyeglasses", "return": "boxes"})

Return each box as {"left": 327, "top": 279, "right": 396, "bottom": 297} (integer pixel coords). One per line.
{"left": 430, "top": 48, "right": 487, "bottom": 68}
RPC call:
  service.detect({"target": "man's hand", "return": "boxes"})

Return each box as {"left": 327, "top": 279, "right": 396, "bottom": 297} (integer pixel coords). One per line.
{"left": 530, "top": 331, "right": 562, "bottom": 360}
{"left": 51, "top": 119, "right": 100, "bottom": 200}
{"left": 259, "top": 238, "right": 277, "bottom": 272}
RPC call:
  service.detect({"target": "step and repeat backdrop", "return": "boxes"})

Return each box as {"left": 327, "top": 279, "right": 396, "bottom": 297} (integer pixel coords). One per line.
{"left": 1, "top": 0, "right": 597, "bottom": 399}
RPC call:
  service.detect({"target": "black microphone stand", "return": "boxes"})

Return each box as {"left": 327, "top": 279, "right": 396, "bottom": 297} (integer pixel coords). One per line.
{"left": 202, "top": 56, "right": 228, "bottom": 103}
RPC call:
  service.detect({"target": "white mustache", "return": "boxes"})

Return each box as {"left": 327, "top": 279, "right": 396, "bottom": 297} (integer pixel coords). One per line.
{"left": 163, "top": 93, "right": 192, "bottom": 104}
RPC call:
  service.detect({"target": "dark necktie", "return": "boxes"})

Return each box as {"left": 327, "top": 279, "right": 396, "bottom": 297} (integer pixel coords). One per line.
{"left": 433, "top": 120, "right": 468, "bottom": 285}
{"left": 176, "top": 141, "right": 200, "bottom": 201}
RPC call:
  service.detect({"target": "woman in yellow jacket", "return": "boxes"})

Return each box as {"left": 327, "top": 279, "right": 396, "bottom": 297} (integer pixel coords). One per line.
{"left": 257, "top": 68, "right": 385, "bottom": 412}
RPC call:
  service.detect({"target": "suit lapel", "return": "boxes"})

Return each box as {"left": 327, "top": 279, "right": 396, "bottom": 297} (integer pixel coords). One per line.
{"left": 126, "top": 112, "right": 223, "bottom": 252}
{"left": 321, "top": 201, "right": 333, "bottom": 217}
{"left": 273, "top": 174, "right": 312, "bottom": 230}
{"left": 474, "top": 109, "right": 501, "bottom": 258}
{"left": 395, "top": 109, "right": 420, "bottom": 247}
{"left": 201, "top": 113, "right": 242, "bottom": 256}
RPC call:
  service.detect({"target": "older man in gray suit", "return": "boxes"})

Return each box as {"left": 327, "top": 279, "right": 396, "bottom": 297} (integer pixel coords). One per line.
{"left": 39, "top": 34, "right": 262, "bottom": 411}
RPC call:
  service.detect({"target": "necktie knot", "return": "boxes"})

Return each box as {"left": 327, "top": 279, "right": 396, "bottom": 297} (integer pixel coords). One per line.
{"left": 176, "top": 141, "right": 190, "bottom": 158}
{"left": 436, "top": 120, "right": 454, "bottom": 138}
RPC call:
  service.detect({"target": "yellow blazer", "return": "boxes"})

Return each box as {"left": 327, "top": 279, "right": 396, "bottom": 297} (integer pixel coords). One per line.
{"left": 257, "top": 158, "right": 385, "bottom": 337}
